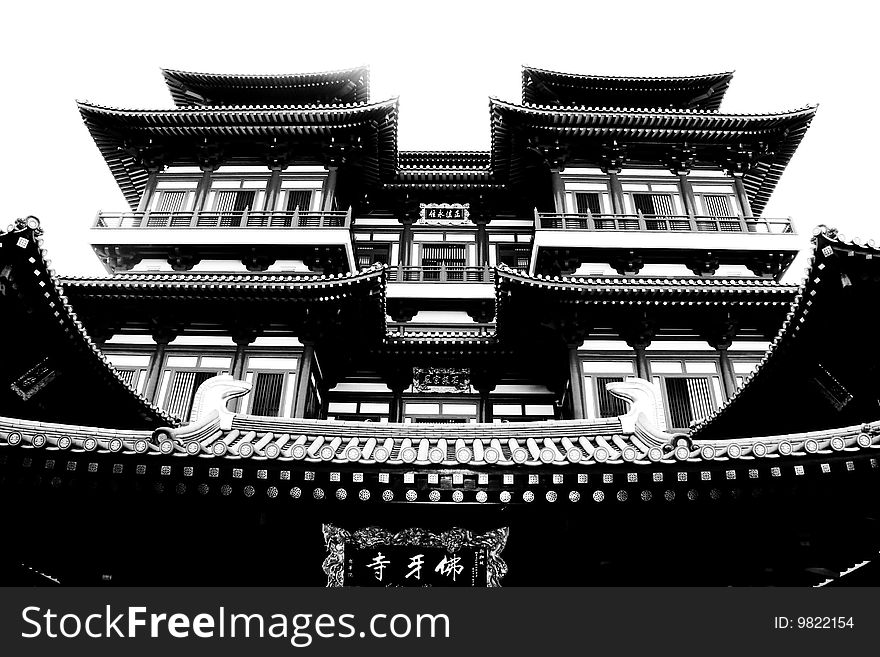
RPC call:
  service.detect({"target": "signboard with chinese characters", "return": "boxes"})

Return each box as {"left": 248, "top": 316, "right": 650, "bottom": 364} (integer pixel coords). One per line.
{"left": 10, "top": 356, "right": 57, "bottom": 401}
{"left": 323, "top": 525, "right": 508, "bottom": 587}
{"left": 412, "top": 367, "right": 470, "bottom": 394}
{"left": 418, "top": 203, "right": 471, "bottom": 225}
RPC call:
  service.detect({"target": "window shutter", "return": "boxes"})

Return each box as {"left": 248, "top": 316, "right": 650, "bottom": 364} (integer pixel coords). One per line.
{"left": 164, "top": 370, "right": 217, "bottom": 420}
{"left": 250, "top": 372, "right": 285, "bottom": 416}
{"left": 595, "top": 377, "right": 629, "bottom": 417}
{"left": 286, "top": 190, "right": 312, "bottom": 212}
{"left": 664, "top": 377, "right": 713, "bottom": 428}
{"left": 575, "top": 192, "right": 601, "bottom": 214}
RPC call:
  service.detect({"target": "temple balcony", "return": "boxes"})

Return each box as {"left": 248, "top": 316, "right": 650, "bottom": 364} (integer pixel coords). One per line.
{"left": 90, "top": 208, "right": 355, "bottom": 274}
{"left": 532, "top": 211, "right": 800, "bottom": 278}
{"left": 387, "top": 264, "right": 494, "bottom": 284}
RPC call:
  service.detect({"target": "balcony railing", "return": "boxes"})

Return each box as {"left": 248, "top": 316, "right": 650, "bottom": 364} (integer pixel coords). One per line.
{"left": 535, "top": 210, "right": 794, "bottom": 234}
{"left": 387, "top": 265, "right": 494, "bottom": 283}
{"left": 94, "top": 208, "right": 352, "bottom": 229}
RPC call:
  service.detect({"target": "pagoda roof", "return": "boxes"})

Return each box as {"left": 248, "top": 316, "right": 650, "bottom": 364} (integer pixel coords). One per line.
{"left": 495, "top": 268, "right": 797, "bottom": 303}
{"left": 77, "top": 99, "right": 399, "bottom": 208}
{"left": 0, "top": 220, "right": 176, "bottom": 429}
{"left": 61, "top": 266, "right": 389, "bottom": 343}
{"left": 693, "top": 227, "right": 880, "bottom": 440}
{"left": 522, "top": 66, "right": 734, "bottom": 110}
{"left": 161, "top": 66, "right": 371, "bottom": 107}
{"left": 489, "top": 100, "right": 817, "bottom": 216}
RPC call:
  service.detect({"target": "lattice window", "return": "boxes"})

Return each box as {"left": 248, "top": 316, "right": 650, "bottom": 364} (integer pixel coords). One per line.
{"left": 664, "top": 377, "right": 715, "bottom": 428}
{"left": 163, "top": 370, "right": 218, "bottom": 420}
{"left": 213, "top": 190, "right": 256, "bottom": 226}
{"left": 595, "top": 376, "right": 629, "bottom": 418}
{"left": 575, "top": 192, "right": 601, "bottom": 214}
{"left": 285, "top": 190, "right": 312, "bottom": 212}
{"left": 250, "top": 372, "right": 285, "bottom": 416}
{"left": 421, "top": 244, "right": 466, "bottom": 281}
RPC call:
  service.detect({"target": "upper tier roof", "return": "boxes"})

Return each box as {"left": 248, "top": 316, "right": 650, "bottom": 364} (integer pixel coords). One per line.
{"left": 77, "top": 99, "right": 399, "bottom": 208}
{"left": 162, "top": 66, "right": 371, "bottom": 107}
{"left": 522, "top": 67, "right": 734, "bottom": 110}
{"left": 489, "top": 100, "right": 817, "bottom": 217}
{"left": 78, "top": 67, "right": 814, "bottom": 215}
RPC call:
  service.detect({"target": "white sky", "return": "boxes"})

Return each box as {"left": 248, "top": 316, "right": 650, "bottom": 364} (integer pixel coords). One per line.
{"left": 1, "top": 0, "right": 876, "bottom": 279}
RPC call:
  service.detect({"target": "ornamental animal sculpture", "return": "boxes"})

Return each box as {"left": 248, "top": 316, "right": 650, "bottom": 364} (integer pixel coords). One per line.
{"left": 605, "top": 378, "right": 690, "bottom": 449}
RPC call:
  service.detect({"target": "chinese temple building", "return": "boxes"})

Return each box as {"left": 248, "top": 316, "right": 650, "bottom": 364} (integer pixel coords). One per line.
{"left": 3, "top": 66, "right": 879, "bottom": 586}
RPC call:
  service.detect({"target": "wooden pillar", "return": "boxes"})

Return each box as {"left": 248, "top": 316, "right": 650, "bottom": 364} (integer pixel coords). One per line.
{"left": 477, "top": 388, "right": 493, "bottom": 423}
{"left": 389, "top": 388, "right": 405, "bottom": 423}
{"left": 475, "top": 217, "right": 489, "bottom": 266}
{"left": 143, "top": 339, "right": 170, "bottom": 404}
{"left": 632, "top": 343, "right": 651, "bottom": 380}
{"left": 136, "top": 171, "right": 160, "bottom": 213}
{"left": 567, "top": 345, "right": 586, "bottom": 420}
{"left": 732, "top": 173, "right": 753, "bottom": 218}
{"left": 229, "top": 334, "right": 255, "bottom": 412}
{"left": 550, "top": 168, "right": 566, "bottom": 213}
{"left": 263, "top": 167, "right": 283, "bottom": 211}
{"left": 608, "top": 169, "right": 625, "bottom": 214}
{"left": 321, "top": 166, "right": 338, "bottom": 212}
{"left": 292, "top": 342, "right": 315, "bottom": 418}
{"left": 717, "top": 346, "right": 737, "bottom": 399}
{"left": 400, "top": 218, "right": 414, "bottom": 266}
{"left": 192, "top": 168, "right": 214, "bottom": 212}
{"left": 677, "top": 172, "right": 697, "bottom": 218}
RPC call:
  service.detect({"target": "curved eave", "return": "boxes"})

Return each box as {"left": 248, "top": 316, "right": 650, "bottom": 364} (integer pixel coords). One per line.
{"left": 77, "top": 99, "right": 399, "bottom": 209}
{"left": 692, "top": 227, "right": 880, "bottom": 440}
{"left": 494, "top": 266, "right": 797, "bottom": 302}
{"left": 522, "top": 67, "right": 734, "bottom": 111}
{"left": 60, "top": 268, "right": 389, "bottom": 320}
{"left": 161, "top": 66, "right": 371, "bottom": 107}
{"left": 489, "top": 100, "right": 817, "bottom": 216}
{"left": 398, "top": 150, "right": 492, "bottom": 170}
{"left": 0, "top": 225, "right": 177, "bottom": 428}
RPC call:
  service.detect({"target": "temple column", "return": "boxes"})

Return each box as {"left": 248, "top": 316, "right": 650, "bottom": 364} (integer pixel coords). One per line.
{"left": 732, "top": 172, "right": 753, "bottom": 218}
{"left": 400, "top": 217, "right": 414, "bottom": 267}
{"left": 677, "top": 172, "right": 697, "bottom": 219}
{"left": 477, "top": 388, "right": 494, "bottom": 423}
{"left": 263, "top": 167, "right": 283, "bottom": 211}
{"left": 550, "top": 168, "right": 566, "bottom": 213}
{"left": 389, "top": 387, "right": 405, "bottom": 423}
{"left": 321, "top": 166, "right": 338, "bottom": 212}
{"left": 704, "top": 314, "right": 739, "bottom": 399}
{"left": 621, "top": 317, "right": 655, "bottom": 381}
{"left": 632, "top": 342, "right": 651, "bottom": 380}
{"left": 705, "top": 315, "right": 739, "bottom": 399}
{"left": 143, "top": 326, "right": 177, "bottom": 404}
{"left": 717, "top": 346, "right": 737, "bottom": 399}
{"left": 567, "top": 344, "right": 586, "bottom": 420}
{"left": 192, "top": 167, "right": 214, "bottom": 213}
{"left": 471, "top": 367, "right": 497, "bottom": 423}
{"left": 136, "top": 170, "right": 160, "bottom": 213}
{"left": 229, "top": 329, "right": 257, "bottom": 412}
{"left": 475, "top": 217, "right": 489, "bottom": 266}
{"left": 608, "top": 169, "right": 625, "bottom": 214}
{"left": 292, "top": 341, "right": 316, "bottom": 418}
